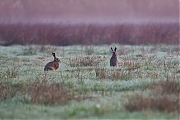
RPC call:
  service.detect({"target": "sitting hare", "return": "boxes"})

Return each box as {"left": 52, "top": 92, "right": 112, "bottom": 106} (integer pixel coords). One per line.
{"left": 110, "top": 47, "right": 117, "bottom": 67}
{"left": 44, "top": 52, "right": 60, "bottom": 71}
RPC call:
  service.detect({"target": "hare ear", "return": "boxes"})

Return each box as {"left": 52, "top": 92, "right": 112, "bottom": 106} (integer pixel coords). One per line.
{"left": 111, "top": 47, "right": 114, "bottom": 52}
{"left": 52, "top": 52, "right": 56, "bottom": 57}
{"left": 114, "top": 47, "right": 117, "bottom": 52}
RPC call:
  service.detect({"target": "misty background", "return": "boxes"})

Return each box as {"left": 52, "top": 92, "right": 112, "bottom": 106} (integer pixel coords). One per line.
{"left": 0, "top": 0, "right": 178, "bottom": 24}
{"left": 0, "top": 0, "right": 179, "bottom": 46}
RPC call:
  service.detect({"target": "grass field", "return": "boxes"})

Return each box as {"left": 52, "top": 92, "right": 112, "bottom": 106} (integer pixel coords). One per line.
{"left": 0, "top": 44, "right": 179, "bottom": 119}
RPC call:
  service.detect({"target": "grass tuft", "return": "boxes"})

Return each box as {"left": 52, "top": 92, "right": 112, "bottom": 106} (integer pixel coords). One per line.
{"left": 123, "top": 94, "right": 179, "bottom": 112}
{"left": 95, "top": 67, "right": 132, "bottom": 80}
{"left": 124, "top": 78, "right": 180, "bottom": 112}
{"left": 0, "top": 81, "right": 91, "bottom": 105}
{"left": 85, "top": 46, "right": 94, "bottom": 55}
{"left": 68, "top": 55, "right": 104, "bottom": 67}
{"left": 0, "top": 63, "right": 20, "bottom": 82}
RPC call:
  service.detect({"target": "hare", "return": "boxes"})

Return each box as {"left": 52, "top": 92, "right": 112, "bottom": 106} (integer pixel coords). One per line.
{"left": 44, "top": 52, "right": 60, "bottom": 71}
{"left": 110, "top": 47, "right": 118, "bottom": 67}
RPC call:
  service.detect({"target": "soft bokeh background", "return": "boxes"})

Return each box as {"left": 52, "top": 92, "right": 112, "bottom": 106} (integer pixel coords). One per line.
{"left": 0, "top": 0, "right": 179, "bottom": 45}
{"left": 0, "top": 0, "right": 178, "bottom": 24}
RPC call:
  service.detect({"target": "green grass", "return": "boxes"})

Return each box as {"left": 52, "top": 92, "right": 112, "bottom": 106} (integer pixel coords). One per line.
{"left": 0, "top": 44, "right": 179, "bottom": 119}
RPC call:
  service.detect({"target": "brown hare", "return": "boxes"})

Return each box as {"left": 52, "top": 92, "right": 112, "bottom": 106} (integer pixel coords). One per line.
{"left": 44, "top": 52, "right": 60, "bottom": 71}
{"left": 110, "top": 47, "right": 117, "bottom": 67}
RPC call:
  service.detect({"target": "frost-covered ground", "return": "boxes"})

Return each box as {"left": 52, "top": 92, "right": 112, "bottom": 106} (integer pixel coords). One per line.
{"left": 0, "top": 44, "right": 179, "bottom": 119}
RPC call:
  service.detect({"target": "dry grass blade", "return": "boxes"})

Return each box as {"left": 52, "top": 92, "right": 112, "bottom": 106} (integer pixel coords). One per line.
{"left": 160, "top": 79, "right": 180, "bottom": 95}
{"left": 68, "top": 55, "right": 104, "bottom": 67}
{"left": 95, "top": 67, "right": 131, "bottom": 80}
{"left": 124, "top": 94, "right": 179, "bottom": 112}
{"left": 124, "top": 78, "right": 180, "bottom": 112}
{"left": 0, "top": 82, "right": 92, "bottom": 105}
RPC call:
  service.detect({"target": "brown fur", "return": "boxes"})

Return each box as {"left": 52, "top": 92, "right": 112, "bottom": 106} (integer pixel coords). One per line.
{"left": 110, "top": 47, "right": 118, "bottom": 67}
{"left": 44, "top": 53, "right": 60, "bottom": 71}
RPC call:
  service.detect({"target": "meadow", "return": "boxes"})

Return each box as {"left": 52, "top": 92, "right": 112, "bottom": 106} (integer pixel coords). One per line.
{"left": 0, "top": 44, "right": 179, "bottom": 119}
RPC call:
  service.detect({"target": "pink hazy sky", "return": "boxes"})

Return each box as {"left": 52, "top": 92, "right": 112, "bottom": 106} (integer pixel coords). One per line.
{"left": 0, "top": 0, "right": 179, "bottom": 24}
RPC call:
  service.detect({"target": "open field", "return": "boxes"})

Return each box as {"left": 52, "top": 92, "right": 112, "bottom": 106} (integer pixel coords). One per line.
{"left": 0, "top": 44, "right": 179, "bottom": 119}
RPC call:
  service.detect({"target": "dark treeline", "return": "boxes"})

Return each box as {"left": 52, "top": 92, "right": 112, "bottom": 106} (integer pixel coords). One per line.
{"left": 0, "top": 22, "right": 178, "bottom": 46}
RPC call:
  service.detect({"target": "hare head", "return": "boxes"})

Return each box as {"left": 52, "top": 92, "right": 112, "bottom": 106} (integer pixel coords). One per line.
{"left": 110, "top": 47, "right": 117, "bottom": 67}
{"left": 111, "top": 47, "right": 117, "bottom": 56}
{"left": 52, "top": 52, "right": 60, "bottom": 62}
{"left": 44, "top": 52, "right": 60, "bottom": 71}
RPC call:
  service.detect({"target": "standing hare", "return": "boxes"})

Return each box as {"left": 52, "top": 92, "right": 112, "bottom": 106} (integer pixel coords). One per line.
{"left": 44, "top": 52, "right": 60, "bottom": 71}
{"left": 110, "top": 47, "right": 118, "bottom": 67}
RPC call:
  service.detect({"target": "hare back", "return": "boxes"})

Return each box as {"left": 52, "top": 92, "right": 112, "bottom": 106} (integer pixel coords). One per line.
{"left": 44, "top": 61, "right": 59, "bottom": 71}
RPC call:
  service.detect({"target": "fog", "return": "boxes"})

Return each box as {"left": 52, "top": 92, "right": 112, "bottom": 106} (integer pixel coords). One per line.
{"left": 0, "top": 0, "right": 178, "bottom": 24}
